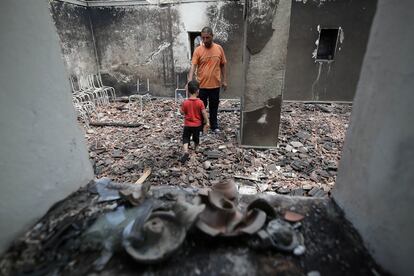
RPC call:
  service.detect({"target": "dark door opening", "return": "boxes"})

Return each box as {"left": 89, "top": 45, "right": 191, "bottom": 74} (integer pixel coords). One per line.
{"left": 188, "top": 31, "right": 202, "bottom": 59}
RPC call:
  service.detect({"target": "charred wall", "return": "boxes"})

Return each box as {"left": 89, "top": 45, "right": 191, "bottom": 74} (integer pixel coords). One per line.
{"left": 284, "top": 0, "right": 377, "bottom": 101}
{"left": 241, "top": 0, "right": 291, "bottom": 147}
{"left": 90, "top": 5, "right": 178, "bottom": 96}
{"left": 49, "top": 1, "right": 98, "bottom": 76}
{"left": 89, "top": 2, "right": 243, "bottom": 97}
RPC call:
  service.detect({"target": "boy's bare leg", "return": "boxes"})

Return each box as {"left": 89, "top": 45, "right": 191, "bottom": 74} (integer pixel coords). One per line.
{"left": 183, "top": 143, "right": 189, "bottom": 154}
{"left": 181, "top": 143, "right": 190, "bottom": 164}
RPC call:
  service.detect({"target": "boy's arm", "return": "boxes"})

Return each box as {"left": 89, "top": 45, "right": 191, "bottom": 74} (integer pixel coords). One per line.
{"left": 202, "top": 109, "right": 209, "bottom": 126}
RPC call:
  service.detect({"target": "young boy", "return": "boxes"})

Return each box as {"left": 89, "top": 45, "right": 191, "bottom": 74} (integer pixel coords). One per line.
{"left": 180, "top": 80, "right": 209, "bottom": 164}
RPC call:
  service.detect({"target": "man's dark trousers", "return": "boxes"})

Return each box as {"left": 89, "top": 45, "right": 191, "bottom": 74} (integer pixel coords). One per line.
{"left": 199, "top": 87, "right": 220, "bottom": 130}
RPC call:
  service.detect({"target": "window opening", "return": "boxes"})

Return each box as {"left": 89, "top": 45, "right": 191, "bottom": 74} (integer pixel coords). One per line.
{"left": 316, "top": 28, "right": 340, "bottom": 61}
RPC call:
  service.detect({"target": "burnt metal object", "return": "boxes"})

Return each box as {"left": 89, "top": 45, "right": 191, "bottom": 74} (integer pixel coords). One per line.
{"left": 211, "top": 179, "right": 238, "bottom": 202}
{"left": 195, "top": 191, "right": 267, "bottom": 237}
{"left": 246, "top": 198, "right": 277, "bottom": 219}
{"left": 250, "top": 219, "right": 304, "bottom": 253}
{"left": 123, "top": 210, "right": 186, "bottom": 264}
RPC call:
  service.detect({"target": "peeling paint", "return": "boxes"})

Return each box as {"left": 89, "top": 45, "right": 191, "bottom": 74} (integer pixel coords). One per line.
{"left": 144, "top": 41, "right": 171, "bottom": 65}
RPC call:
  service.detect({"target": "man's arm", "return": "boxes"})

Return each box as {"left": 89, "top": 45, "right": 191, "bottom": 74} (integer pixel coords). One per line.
{"left": 202, "top": 109, "right": 210, "bottom": 133}
{"left": 220, "top": 63, "right": 227, "bottom": 91}
{"left": 202, "top": 109, "right": 209, "bottom": 125}
{"left": 188, "top": 64, "right": 197, "bottom": 81}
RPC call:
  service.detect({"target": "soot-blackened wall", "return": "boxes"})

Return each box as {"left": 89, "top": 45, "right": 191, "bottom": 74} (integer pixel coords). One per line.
{"left": 284, "top": 0, "right": 377, "bottom": 101}
{"left": 50, "top": 1, "right": 98, "bottom": 76}
{"left": 90, "top": 5, "right": 179, "bottom": 96}
{"left": 89, "top": 2, "right": 243, "bottom": 97}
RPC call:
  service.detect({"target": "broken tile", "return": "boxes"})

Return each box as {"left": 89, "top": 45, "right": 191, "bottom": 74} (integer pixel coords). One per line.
{"left": 284, "top": 211, "right": 305, "bottom": 222}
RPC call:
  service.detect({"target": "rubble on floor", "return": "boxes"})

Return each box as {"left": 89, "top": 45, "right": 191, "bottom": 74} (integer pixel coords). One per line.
{"left": 85, "top": 99, "right": 351, "bottom": 197}
{"left": 0, "top": 99, "right": 363, "bottom": 275}
{"left": 0, "top": 179, "right": 388, "bottom": 275}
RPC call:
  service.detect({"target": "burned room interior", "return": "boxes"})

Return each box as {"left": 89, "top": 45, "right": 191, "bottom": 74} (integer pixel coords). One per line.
{"left": 0, "top": 0, "right": 413, "bottom": 275}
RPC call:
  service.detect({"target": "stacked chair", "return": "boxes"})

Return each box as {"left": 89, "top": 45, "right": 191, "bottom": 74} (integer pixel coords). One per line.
{"left": 70, "top": 74, "right": 116, "bottom": 124}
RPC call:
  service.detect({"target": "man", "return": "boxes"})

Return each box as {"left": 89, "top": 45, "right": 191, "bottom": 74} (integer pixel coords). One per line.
{"left": 188, "top": 27, "right": 227, "bottom": 132}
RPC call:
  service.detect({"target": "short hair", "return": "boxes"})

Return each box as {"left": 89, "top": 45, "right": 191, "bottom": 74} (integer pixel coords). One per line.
{"left": 201, "top": 26, "right": 213, "bottom": 35}
{"left": 187, "top": 80, "right": 199, "bottom": 94}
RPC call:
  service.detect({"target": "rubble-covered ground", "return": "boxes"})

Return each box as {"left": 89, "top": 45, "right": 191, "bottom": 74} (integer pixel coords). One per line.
{"left": 85, "top": 98, "right": 351, "bottom": 197}
{"left": 0, "top": 100, "right": 390, "bottom": 276}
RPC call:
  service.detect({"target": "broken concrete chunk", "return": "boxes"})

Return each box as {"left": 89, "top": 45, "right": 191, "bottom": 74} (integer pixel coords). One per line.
{"left": 308, "top": 187, "right": 320, "bottom": 196}
{"left": 208, "top": 170, "right": 220, "bottom": 180}
{"left": 285, "top": 144, "right": 293, "bottom": 152}
{"left": 302, "top": 184, "right": 314, "bottom": 191}
{"left": 266, "top": 164, "right": 278, "bottom": 172}
{"left": 277, "top": 187, "right": 290, "bottom": 194}
{"left": 314, "top": 189, "right": 327, "bottom": 197}
{"left": 205, "top": 150, "right": 222, "bottom": 159}
{"left": 296, "top": 131, "right": 311, "bottom": 140}
{"left": 291, "top": 188, "right": 305, "bottom": 196}
{"left": 291, "top": 160, "right": 309, "bottom": 172}
{"left": 239, "top": 185, "right": 257, "bottom": 195}
{"left": 203, "top": 161, "right": 211, "bottom": 170}
{"left": 290, "top": 141, "right": 303, "bottom": 148}
{"left": 112, "top": 150, "right": 123, "bottom": 158}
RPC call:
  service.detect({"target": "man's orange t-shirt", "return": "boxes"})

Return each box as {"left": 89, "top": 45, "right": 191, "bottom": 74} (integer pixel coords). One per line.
{"left": 192, "top": 43, "right": 227, "bottom": 89}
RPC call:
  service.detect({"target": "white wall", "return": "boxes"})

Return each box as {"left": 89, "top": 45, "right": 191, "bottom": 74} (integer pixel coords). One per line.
{"left": 0, "top": 0, "right": 94, "bottom": 253}
{"left": 333, "top": 1, "right": 414, "bottom": 275}
{"left": 174, "top": 2, "right": 210, "bottom": 70}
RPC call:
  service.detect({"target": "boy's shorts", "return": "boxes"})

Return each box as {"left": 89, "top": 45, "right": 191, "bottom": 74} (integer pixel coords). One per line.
{"left": 182, "top": 126, "right": 202, "bottom": 145}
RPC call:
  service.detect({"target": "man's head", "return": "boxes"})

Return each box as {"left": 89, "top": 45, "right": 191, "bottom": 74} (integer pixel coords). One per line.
{"left": 187, "top": 80, "right": 199, "bottom": 95}
{"left": 201, "top": 27, "right": 213, "bottom": 48}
